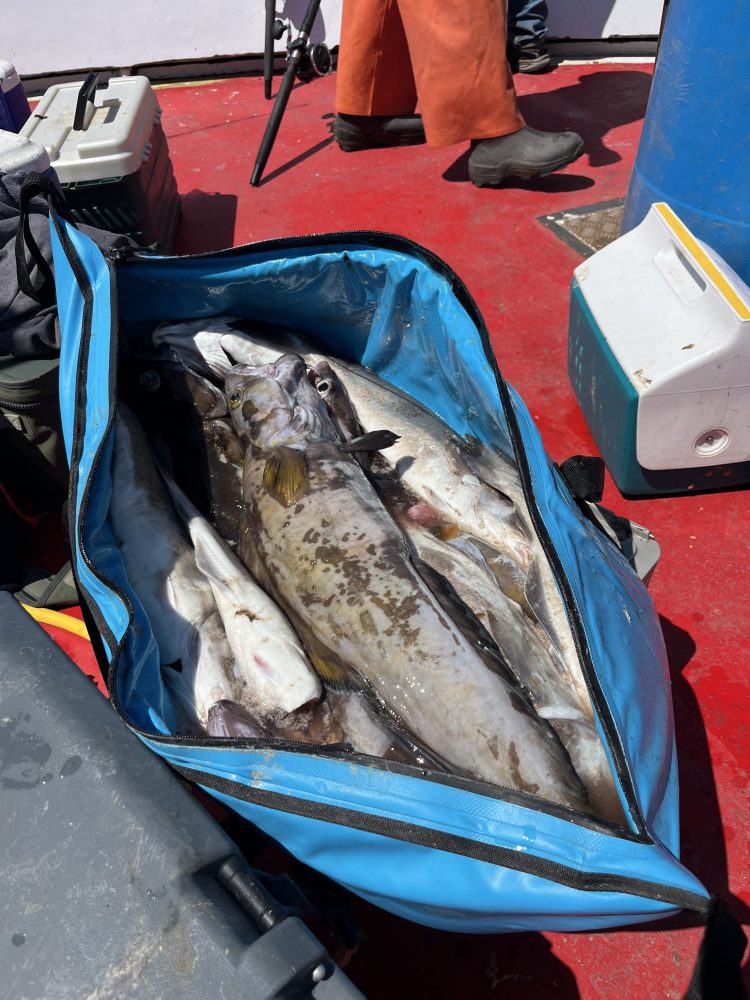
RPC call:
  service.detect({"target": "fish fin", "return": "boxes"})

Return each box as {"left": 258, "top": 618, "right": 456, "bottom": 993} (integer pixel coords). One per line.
{"left": 431, "top": 522, "right": 459, "bottom": 541}
{"left": 193, "top": 539, "right": 233, "bottom": 592}
{"left": 411, "top": 555, "right": 522, "bottom": 689}
{"left": 340, "top": 430, "right": 400, "bottom": 453}
{"left": 215, "top": 421, "right": 245, "bottom": 465}
{"left": 309, "top": 652, "right": 364, "bottom": 692}
{"left": 263, "top": 447, "right": 309, "bottom": 507}
{"left": 161, "top": 469, "right": 199, "bottom": 523}
{"left": 360, "top": 686, "right": 452, "bottom": 773}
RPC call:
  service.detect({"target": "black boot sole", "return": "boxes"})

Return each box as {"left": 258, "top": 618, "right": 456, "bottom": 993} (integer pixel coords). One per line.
{"left": 333, "top": 121, "right": 427, "bottom": 153}
{"left": 468, "top": 138, "right": 585, "bottom": 187}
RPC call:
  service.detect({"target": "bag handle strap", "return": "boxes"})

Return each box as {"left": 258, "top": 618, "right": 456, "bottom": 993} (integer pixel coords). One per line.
{"left": 557, "top": 454, "right": 605, "bottom": 503}
{"left": 15, "top": 172, "right": 73, "bottom": 308}
{"left": 684, "top": 897, "right": 747, "bottom": 999}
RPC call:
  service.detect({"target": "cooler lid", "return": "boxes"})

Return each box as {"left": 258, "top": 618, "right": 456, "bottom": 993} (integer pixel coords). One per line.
{"left": 0, "top": 60, "right": 21, "bottom": 92}
{"left": 20, "top": 76, "right": 160, "bottom": 183}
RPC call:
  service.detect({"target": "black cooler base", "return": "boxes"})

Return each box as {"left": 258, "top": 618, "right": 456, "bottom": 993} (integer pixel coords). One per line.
{"left": 63, "top": 121, "right": 180, "bottom": 252}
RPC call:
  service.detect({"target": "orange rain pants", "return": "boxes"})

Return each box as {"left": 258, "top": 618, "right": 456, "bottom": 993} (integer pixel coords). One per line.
{"left": 335, "top": 0, "right": 525, "bottom": 148}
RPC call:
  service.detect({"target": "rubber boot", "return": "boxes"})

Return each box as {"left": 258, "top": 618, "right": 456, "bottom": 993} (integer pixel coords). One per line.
{"left": 468, "top": 125, "right": 584, "bottom": 186}
{"left": 333, "top": 114, "right": 426, "bottom": 151}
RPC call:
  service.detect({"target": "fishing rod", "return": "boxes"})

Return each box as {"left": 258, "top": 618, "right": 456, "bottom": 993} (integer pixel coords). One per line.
{"left": 264, "top": 0, "right": 277, "bottom": 100}
{"left": 251, "top": 0, "right": 331, "bottom": 187}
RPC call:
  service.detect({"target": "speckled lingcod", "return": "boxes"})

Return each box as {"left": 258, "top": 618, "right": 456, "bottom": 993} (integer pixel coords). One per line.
{"left": 225, "top": 353, "right": 589, "bottom": 811}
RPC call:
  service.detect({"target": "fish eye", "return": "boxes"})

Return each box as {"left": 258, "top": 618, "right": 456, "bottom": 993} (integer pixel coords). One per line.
{"left": 316, "top": 380, "right": 331, "bottom": 396}
{"left": 228, "top": 389, "right": 242, "bottom": 408}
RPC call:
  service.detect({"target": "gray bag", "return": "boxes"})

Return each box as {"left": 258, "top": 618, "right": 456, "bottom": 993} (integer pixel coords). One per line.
{"left": 0, "top": 354, "right": 68, "bottom": 508}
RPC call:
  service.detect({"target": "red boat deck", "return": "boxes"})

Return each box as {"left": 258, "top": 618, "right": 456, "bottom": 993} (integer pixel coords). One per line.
{"left": 40, "top": 63, "right": 749, "bottom": 997}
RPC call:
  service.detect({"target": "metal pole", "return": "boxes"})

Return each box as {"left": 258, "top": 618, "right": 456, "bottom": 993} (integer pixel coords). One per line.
{"left": 264, "top": 0, "right": 275, "bottom": 100}
{"left": 251, "top": 0, "right": 323, "bottom": 187}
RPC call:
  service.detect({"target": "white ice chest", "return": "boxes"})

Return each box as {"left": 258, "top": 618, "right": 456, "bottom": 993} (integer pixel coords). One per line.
{"left": 568, "top": 202, "right": 750, "bottom": 494}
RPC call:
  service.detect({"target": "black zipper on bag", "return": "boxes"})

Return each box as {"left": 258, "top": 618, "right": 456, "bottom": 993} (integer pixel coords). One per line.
{"left": 55, "top": 222, "right": 706, "bottom": 913}
{"left": 0, "top": 398, "right": 46, "bottom": 413}
{"left": 48, "top": 212, "right": 122, "bottom": 659}
{"left": 174, "top": 764, "right": 710, "bottom": 916}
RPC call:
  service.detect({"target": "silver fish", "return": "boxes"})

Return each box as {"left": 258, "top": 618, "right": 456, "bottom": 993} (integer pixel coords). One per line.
{"left": 416, "top": 530, "right": 623, "bottom": 823}
{"left": 221, "top": 331, "right": 533, "bottom": 574}
{"left": 460, "top": 443, "right": 589, "bottom": 711}
{"left": 109, "top": 404, "right": 245, "bottom": 733}
{"left": 313, "top": 366, "right": 622, "bottom": 822}
{"left": 154, "top": 320, "right": 595, "bottom": 756}
{"left": 152, "top": 318, "right": 240, "bottom": 378}
{"left": 226, "top": 353, "right": 589, "bottom": 811}
{"left": 161, "top": 471, "right": 324, "bottom": 717}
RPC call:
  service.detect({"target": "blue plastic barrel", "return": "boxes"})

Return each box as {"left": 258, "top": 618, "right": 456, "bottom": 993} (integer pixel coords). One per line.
{"left": 0, "top": 60, "right": 31, "bottom": 133}
{"left": 622, "top": 0, "right": 750, "bottom": 283}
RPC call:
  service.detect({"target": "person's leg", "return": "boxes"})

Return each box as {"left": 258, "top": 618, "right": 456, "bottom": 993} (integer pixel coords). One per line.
{"left": 335, "top": 0, "right": 417, "bottom": 116}
{"left": 333, "top": 0, "right": 582, "bottom": 184}
{"left": 507, "top": 0, "right": 552, "bottom": 73}
{"left": 396, "top": 0, "right": 524, "bottom": 148}
{"left": 334, "top": 0, "right": 426, "bottom": 150}
{"left": 507, "top": 0, "right": 549, "bottom": 47}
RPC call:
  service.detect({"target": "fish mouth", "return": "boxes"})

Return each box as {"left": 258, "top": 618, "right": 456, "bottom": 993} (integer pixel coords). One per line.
{"left": 188, "top": 376, "right": 229, "bottom": 419}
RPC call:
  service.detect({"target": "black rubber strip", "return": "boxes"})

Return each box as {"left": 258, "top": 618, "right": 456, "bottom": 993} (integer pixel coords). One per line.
{"left": 175, "top": 764, "right": 709, "bottom": 915}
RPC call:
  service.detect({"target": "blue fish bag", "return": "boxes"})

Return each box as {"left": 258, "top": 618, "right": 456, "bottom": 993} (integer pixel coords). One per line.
{"left": 21, "top": 180, "right": 745, "bottom": 995}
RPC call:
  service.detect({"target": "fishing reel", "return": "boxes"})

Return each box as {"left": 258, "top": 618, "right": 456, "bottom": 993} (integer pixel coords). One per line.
{"left": 270, "top": 10, "right": 331, "bottom": 85}
{"left": 256, "top": 0, "right": 328, "bottom": 184}
{"left": 295, "top": 41, "right": 332, "bottom": 82}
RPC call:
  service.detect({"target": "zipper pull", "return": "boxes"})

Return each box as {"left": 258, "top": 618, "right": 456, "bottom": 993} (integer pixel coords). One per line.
{"left": 106, "top": 242, "right": 160, "bottom": 262}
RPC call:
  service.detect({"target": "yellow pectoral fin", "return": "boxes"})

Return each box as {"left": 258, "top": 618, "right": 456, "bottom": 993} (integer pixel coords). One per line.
{"left": 432, "top": 522, "right": 460, "bottom": 541}
{"left": 263, "top": 446, "right": 309, "bottom": 507}
{"left": 310, "top": 652, "right": 364, "bottom": 692}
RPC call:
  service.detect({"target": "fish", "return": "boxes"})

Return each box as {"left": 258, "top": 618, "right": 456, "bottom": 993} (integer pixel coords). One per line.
{"left": 150, "top": 322, "right": 533, "bottom": 576}
{"left": 161, "top": 470, "right": 324, "bottom": 717}
{"left": 124, "top": 354, "right": 247, "bottom": 549}
{"left": 415, "top": 530, "right": 623, "bottom": 823}
{"left": 311, "top": 365, "right": 622, "bottom": 821}
{"left": 309, "top": 359, "right": 373, "bottom": 471}
{"left": 109, "top": 404, "right": 247, "bottom": 734}
{"left": 152, "top": 317, "right": 240, "bottom": 379}
{"left": 226, "top": 353, "right": 589, "bottom": 811}
{"left": 460, "top": 442, "right": 589, "bottom": 711}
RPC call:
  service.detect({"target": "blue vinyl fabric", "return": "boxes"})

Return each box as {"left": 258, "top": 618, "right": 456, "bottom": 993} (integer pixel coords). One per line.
{"left": 50, "top": 216, "right": 710, "bottom": 933}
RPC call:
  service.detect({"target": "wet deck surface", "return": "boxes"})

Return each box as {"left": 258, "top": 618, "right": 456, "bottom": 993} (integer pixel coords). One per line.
{"left": 43, "top": 62, "right": 749, "bottom": 997}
